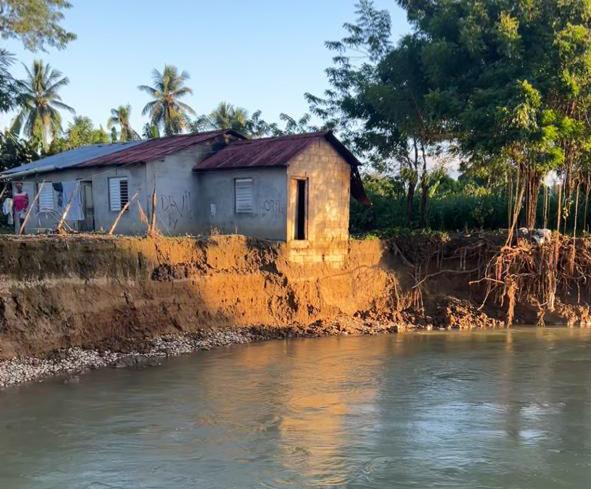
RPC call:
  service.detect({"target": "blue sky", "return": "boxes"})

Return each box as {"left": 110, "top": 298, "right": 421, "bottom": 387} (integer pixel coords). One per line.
{"left": 1, "top": 0, "right": 410, "bottom": 133}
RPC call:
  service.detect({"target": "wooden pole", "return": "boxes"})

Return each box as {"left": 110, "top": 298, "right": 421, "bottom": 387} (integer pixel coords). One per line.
{"left": 55, "top": 181, "right": 80, "bottom": 234}
{"left": 137, "top": 200, "right": 149, "bottom": 228}
{"left": 148, "top": 186, "right": 157, "bottom": 236}
{"left": 108, "top": 192, "right": 138, "bottom": 235}
{"left": 18, "top": 181, "right": 45, "bottom": 235}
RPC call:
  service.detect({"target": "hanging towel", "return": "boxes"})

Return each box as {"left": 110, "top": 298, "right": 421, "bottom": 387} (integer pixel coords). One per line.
{"left": 2, "top": 198, "right": 13, "bottom": 225}
{"left": 62, "top": 181, "right": 85, "bottom": 221}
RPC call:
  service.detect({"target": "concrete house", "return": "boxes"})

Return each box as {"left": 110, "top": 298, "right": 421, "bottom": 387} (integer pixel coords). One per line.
{"left": 1, "top": 130, "right": 368, "bottom": 247}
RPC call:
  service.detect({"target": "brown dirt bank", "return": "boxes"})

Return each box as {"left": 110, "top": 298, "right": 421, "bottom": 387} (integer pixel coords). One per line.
{"left": 0, "top": 232, "right": 589, "bottom": 363}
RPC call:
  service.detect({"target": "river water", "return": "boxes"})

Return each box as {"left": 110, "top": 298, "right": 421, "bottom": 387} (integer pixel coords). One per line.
{"left": 2, "top": 329, "right": 591, "bottom": 488}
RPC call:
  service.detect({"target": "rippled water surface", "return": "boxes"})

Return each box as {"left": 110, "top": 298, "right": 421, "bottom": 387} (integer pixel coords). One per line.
{"left": 3, "top": 329, "right": 591, "bottom": 488}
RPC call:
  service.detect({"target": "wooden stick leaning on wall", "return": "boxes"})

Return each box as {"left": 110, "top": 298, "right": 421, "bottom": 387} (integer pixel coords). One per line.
{"left": 148, "top": 186, "right": 157, "bottom": 236}
{"left": 137, "top": 200, "right": 149, "bottom": 229}
{"left": 55, "top": 181, "right": 80, "bottom": 234}
{"left": 18, "top": 181, "right": 45, "bottom": 235}
{"left": 108, "top": 191, "right": 139, "bottom": 235}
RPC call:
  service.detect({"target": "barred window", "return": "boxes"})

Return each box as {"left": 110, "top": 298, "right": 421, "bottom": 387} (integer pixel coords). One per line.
{"left": 109, "top": 177, "right": 129, "bottom": 211}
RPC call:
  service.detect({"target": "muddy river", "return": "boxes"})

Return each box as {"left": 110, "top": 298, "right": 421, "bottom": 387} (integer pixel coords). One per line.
{"left": 2, "top": 329, "right": 591, "bottom": 488}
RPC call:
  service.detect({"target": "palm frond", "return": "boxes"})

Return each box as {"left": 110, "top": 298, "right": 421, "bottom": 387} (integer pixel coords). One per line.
{"left": 51, "top": 100, "right": 75, "bottom": 113}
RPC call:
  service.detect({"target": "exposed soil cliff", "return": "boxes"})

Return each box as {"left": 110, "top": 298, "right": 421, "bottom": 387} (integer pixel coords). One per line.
{"left": 0, "top": 232, "right": 589, "bottom": 367}
{"left": 0, "top": 235, "right": 399, "bottom": 361}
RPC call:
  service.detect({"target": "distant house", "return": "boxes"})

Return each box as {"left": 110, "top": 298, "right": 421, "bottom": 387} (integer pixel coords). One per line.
{"left": 1, "top": 130, "right": 369, "bottom": 246}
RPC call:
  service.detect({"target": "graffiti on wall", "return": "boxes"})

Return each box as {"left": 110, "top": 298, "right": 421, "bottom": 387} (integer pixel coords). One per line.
{"left": 261, "top": 198, "right": 285, "bottom": 220}
{"left": 160, "top": 191, "right": 193, "bottom": 231}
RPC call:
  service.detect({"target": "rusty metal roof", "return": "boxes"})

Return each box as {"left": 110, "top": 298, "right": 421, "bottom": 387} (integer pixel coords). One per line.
{"left": 195, "top": 131, "right": 370, "bottom": 206}
{"left": 194, "top": 131, "right": 362, "bottom": 171}
{"left": 78, "top": 129, "right": 245, "bottom": 168}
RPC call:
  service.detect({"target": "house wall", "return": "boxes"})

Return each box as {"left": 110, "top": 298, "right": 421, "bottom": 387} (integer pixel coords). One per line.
{"left": 196, "top": 167, "right": 288, "bottom": 240}
{"left": 145, "top": 145, "right": 213, "bottom": 235}
{"left": 285, "top": 139, "right": 352, "bottom": 264}
{"left": 91, "top": 165, "right": 148, "bottom": 234}
{"left": 15, "top": 165, "right": 148, "bottom": 235}
{"left": 14, "top": 142, "right": 220, "bottom": 236}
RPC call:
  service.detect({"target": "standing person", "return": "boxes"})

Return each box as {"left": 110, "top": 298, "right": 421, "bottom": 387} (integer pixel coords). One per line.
{"left": 13, "top": 182, "right": 29, "bottom": 233}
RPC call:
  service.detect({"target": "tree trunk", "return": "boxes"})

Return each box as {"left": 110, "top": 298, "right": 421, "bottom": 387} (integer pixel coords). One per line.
{"left": 406, "top": 183, "right": 415, "bottom": 227}
{"left": 523, "top": 171, "right": 541, "bottom": 229}
{"left": 419, "top": 178, "right": 428, "bottom": 228}
{"left": 418, "top": 143, "right": 429, "bottom": 228}
{"left": 583, "top": 176, "right": 590, "bottom": 233}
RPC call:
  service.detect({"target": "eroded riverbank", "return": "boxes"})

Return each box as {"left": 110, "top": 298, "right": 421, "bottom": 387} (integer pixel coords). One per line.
{"left": 0, "top": 318, "right": 408, "bottom": 388}
{"left": 1, "top": 232, "right": 591, "bottom": 387}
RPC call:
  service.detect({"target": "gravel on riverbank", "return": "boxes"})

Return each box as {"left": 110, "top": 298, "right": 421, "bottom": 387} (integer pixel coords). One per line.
{"left": 0, "top": 306, "right": 505, "bottom": 389}
{"left": 0, "top": 329, "right": 263, "bottom": 389}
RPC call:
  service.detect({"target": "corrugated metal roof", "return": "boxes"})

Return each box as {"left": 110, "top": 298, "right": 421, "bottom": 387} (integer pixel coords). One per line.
{"left": 194, "top": 131, "right": 362, "bottom": 171}
{"left": 195, "top": 131, "right": 370, "bottom": 206}
{"left": 1, "top": 141, "right": 143, "bottom": 177}
{"left": 1, "top": 129, "right": 371, "bottom": 206}
{"left": 77, "top": 129, "right": 244, "bottom": 168}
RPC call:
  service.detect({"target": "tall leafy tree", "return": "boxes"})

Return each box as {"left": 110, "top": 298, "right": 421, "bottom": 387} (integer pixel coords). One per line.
{"left": 0, "top": 130, "right": 39, "bottom": 171}
{"left": 11, "top": 59, "right": 74, "bottom": 151}
{"left": 308, "top": 0, "right": 444, "bottom": 226}
{"left": 48, "top": 116, "right": 109, "bottom": 153}
{"left": 245, "top": 110, "right": 277, "bottom": 137}
{"left": 107, "top": 105, "right": 139, "bottom": 142}
{"left": 0, "top": 0, "right": 76, "bottom": 51}
{"left": 276, "top": 113, "right": 327, "bottom": 135}
{"left": 396, "top": 0, "right": 590, "bottom": 230}
{"left": 138, "top": 65, "right": 195, "bottom": 136}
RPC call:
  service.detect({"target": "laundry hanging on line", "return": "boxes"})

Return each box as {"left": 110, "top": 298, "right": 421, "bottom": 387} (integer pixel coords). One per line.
{"left": 2, "top": 197, "right": 13, "bottom": 225}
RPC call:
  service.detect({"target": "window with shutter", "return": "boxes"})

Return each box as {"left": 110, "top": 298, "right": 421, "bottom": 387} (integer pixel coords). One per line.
{"left": 109, "top": 177, "right": 129, "bottom": 212}
{"left": 235, "top": 178, "right": 253, "bottom": 213}
{"left": 38, "top": 184, "right": 54, "bottom": 211}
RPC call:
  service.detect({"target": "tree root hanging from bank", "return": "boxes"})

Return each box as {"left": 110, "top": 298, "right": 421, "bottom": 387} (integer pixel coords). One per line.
{"left": 390, "top": 232, "right": 591, "bottom": 327}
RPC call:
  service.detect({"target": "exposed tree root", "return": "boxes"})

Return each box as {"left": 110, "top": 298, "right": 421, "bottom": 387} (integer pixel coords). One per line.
{"left": 391, "top": 231, "right": 591, "bottom": 327}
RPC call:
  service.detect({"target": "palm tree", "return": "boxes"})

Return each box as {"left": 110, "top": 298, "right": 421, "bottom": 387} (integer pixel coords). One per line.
{"left": 191, "top": 102, "right": 251, "bottom": 134}
{"left": 209, "top": 102, "right": 249, "bottom": 132}
{"left": 11, "top": 60, "right": 74, "bottom": 150}
{"left": 142, "top": 123, "right": 160, "bottom": 140}
{"left": 107, "top": 105, "right": 139, "bottom": 142}
{"left": 138, "top": 65, "right": 195, "bottom": 136}
{"left": 0, "top": 49, "right": 16, "bottom": 112}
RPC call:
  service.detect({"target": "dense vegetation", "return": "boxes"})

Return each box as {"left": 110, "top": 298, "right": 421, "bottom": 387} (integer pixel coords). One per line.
{"left": 311, "top": 0, "right": 591, "bottom": 235}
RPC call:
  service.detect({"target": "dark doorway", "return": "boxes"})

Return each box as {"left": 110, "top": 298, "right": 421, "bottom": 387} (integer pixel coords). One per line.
{"left": 80, "top": 181, "right": 95, "bottom": 232}
{"left": 295, "top": 179, "right": 307, "bottom": 240}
